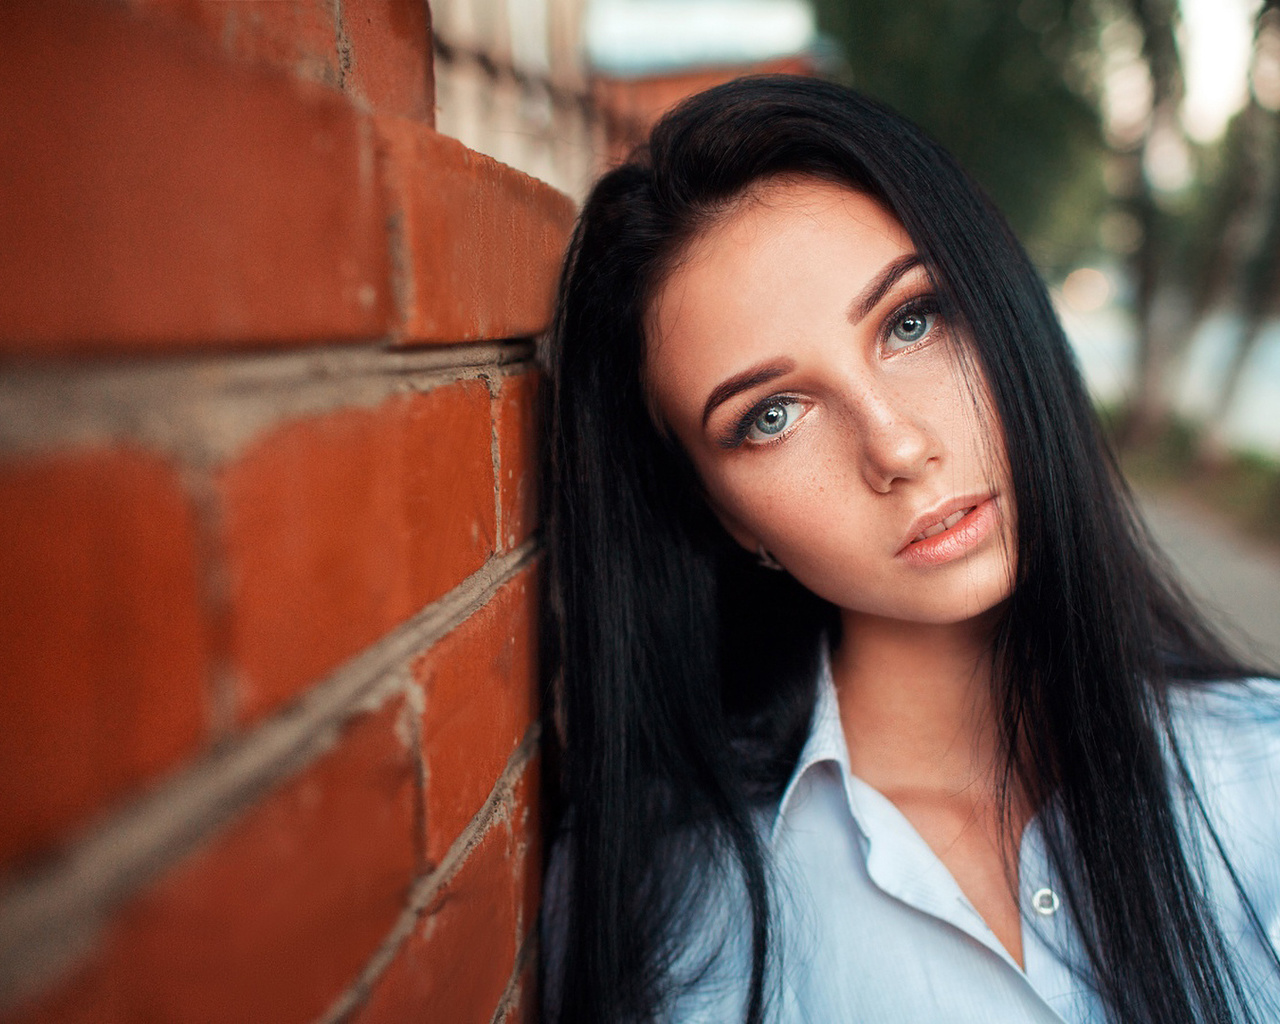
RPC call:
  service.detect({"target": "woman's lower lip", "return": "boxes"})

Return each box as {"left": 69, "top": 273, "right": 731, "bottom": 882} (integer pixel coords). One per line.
{"left": 897, "top": 498, "right": 999, "bottom": 567}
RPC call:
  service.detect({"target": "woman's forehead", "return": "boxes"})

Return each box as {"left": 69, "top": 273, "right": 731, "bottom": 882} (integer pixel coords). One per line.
{"left": 685, "top": 175, "right": 907, "bottom": 260}
{"left": 644, "top": 179, "right": 915, "bottom": 378}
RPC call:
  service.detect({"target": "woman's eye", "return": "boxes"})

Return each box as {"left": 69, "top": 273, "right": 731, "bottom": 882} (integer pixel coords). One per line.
{"left": 744, "top": 399, "right": 804, "bottom": 443}
{"left": 887, "top": 309, "right": 938, "bottom": 350}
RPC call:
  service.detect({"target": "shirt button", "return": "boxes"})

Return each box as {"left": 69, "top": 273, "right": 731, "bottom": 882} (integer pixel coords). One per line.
{"left": 1031, "top": 887, "right": 1060, "bottom": 916}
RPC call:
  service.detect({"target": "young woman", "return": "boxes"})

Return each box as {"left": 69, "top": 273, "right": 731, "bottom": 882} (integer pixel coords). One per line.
{"left": 540, "top": 75, "right": 1280, "bottom": 1023}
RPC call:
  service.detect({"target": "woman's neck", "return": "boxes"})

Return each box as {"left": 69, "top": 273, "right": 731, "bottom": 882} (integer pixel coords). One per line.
{"left": 831, "top": 608, "right": 1004, "bottom": 796}
{"left": 833, "top": 606, "right": 1032, "bottom": 968}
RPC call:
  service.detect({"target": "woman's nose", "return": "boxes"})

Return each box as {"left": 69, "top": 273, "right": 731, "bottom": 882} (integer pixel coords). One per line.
{"left": 853, "top": 389, "right": 939, "bottom": 493}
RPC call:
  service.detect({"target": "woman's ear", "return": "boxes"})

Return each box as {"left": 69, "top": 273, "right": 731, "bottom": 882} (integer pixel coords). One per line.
{"left": 711, "top": 505, "right": 784, "bottom": 570}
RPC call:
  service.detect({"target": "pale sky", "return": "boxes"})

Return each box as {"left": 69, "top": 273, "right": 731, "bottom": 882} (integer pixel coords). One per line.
{"left": 1180, "top": 0, "right": 1259, "bottom": 142}
{"left": 585, "top": 0, "right": 815, "bottom": 73}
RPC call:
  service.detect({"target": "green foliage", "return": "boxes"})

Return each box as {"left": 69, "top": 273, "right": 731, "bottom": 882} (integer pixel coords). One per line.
{"left": 811, "top": 0, "right": 1109, "bottom": 273}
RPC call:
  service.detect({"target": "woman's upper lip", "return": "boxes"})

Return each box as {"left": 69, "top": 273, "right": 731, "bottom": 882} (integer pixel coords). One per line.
{"left": 897, "top": 493, "right": 993, "bottom": 552}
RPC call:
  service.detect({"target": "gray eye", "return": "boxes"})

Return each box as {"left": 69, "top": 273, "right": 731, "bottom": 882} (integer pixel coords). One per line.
{"left": 889, "top": 310, "right": 936, "bottom": 348}
{"left": 754, "top": 403, "right": 789, "bottom": 435}
{"left": 745, "top": 399, "right": 804, "bottom": 442}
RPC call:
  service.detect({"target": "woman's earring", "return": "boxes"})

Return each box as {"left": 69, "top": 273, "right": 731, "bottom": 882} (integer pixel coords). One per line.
{"left": 756, "top": 544, "right": 785, "bottom": 571}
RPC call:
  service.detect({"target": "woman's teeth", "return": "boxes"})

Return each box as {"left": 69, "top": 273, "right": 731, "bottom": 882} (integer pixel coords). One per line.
{"left": 913, "top": 507, "right": 973, "bottom": 543}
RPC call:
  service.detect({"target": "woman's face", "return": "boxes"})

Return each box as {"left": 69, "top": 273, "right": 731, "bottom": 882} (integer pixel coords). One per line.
{"left": 645, "top": 177, "right": 1016, "bottom": 626}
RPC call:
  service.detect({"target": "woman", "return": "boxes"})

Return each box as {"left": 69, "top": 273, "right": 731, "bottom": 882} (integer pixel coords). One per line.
{"left": 540, "top": 75, "right": 1280, "bottom": 1023}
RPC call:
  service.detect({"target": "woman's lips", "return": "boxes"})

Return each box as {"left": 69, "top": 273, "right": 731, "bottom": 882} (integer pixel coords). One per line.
{"left": 897, "top": 497, "right": 999, "bottom": 567}
{"left": 912, "top": 505, "right": 972, "bottom": 542}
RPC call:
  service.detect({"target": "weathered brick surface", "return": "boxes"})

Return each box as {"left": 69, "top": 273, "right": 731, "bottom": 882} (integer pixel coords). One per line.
{"left": 504, "top": 759, "right": 543, "bottom": 1024}
{"left": 5, "top": 700, "right": 419, "bottom": 1024}
{"left": 376, "top": 117, "right": 576, "bottom": 343}
{"left": 0, "top": 1, "right": 562, "bottom": 1019}
{"left": 495, "top": 371, "right": 541, "bottom": 551}
{"left": 0, "top": 0, "right": 390, "bottom": 353}
{"left": 220, "top": 380, "right": 497, "bottom": 724}
{"left": 137, "top": 0, "right": 435, "bottom": 121}
{"left": 0, "top": 449, "right": 209, "bottom": 873}
{"left": 341, "top": 0, "right": 434, "bottom": 121}
{"left": 498, "top": 952, "right": 539, "bottom": 1024}
{"left": 350, "top": 755, "right": 538, "bottom": 1024}
{"left": 416, "top": 569, "right": 538, "bottom": 864}
{"left": 509, "top": 755, "right": 542, "bottom": 944}
{"left": 351, "top": 824, "right": 514, "bottom": 1024}
{"left": 134, "top": 0, "right": 342, "bottom": 88}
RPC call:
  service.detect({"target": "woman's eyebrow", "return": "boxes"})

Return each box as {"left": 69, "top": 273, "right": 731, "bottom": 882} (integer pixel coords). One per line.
{"left": 846, "top": 253, "right": 923, "bottom": 326}
{"left": 701, "top": 359, "right": 795, "bottom": 428}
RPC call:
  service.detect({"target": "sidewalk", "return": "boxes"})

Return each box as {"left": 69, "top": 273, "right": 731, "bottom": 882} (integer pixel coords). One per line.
{"left": 1136, "top": 487, "right": 1280, "bottom": 669}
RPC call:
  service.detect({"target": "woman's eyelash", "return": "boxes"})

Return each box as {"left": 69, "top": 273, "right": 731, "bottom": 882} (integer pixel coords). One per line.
{"left": 720, "top": 395, "right": 802, "bottom": 448}
{"left": 882, "top": 294, "right": 945, "bottom": 347}
{"left": 886, "top": 295, "right": 939, "bottom": 326}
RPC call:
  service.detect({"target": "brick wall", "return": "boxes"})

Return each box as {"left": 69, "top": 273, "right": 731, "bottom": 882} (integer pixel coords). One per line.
{"left": 592, "top": 55, "right": 815, "bottom": 166}
{"left": 0, "top": 2, "right": 574, "bottom": 1021}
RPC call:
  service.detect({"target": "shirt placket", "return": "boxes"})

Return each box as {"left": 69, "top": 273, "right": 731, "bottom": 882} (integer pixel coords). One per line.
{"left": 1018, "top": 816, "right": 1097, "bottom": 1021}
{"left": 845, "top": 772, "right": 1075, "bottom": 1023}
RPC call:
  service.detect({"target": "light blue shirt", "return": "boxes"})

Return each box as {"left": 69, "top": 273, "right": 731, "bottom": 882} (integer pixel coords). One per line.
{"left": 667, "top": 663, "right": 1280, "bottom": 1022}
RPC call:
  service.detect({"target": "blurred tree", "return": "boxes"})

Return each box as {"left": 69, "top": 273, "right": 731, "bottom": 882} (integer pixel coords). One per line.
{"left": 1108, "top": 0, "right": 1280, "bottom": 451}
{"left": 1109, "top": 0, "right": 1186, "bottom": 443}
{"left": 1195, "top": 2, "right": 1280, "bottom": 463}
{"left": 810, "top": 0, "right": 1108, "bottom": 273}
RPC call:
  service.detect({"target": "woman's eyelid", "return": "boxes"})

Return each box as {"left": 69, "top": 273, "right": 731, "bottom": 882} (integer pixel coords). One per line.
{"left": 717, "top": 393, "right": 808, "bottom": 448}
{"left": 742, "top": 396, "right": 808, "bottom": 445}
{"left": 879, "top": 292, "right": 945, "bottom": 354}
{"left": 747, "top": 391, "right": 805, "bottom": 414}
{"left": 713, "top": 382, "right": 801, "bottom": 432}
{"left": 872, "top": 262, "right": 939, "bottom": 310}
{"left": 866, "top": 266, "right": 934, "bottom": 317}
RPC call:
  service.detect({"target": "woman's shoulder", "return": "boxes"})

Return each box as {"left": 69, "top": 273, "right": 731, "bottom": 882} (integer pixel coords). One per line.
{"left": 1165, "top": 678, "right": 1280, "bottom": 994}
{"left": 1166, "top": 676, "right": 1280, "bottom": 752}
{"left": 1165, "top": 676, "right": 1280, "bottom": 845}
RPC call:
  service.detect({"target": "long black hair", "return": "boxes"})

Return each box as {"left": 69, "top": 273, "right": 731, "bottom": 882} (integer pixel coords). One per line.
{"left": 540, "top": 75, "right": 1275, "bottom": 1023}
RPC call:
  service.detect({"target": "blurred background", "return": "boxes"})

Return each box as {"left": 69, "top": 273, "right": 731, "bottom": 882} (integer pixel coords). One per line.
{"left": 2, "top": 3, "right": 1277, "bottom": 1019}
{"left": 434, "top": 0, "right": 1280, "bottom": 665}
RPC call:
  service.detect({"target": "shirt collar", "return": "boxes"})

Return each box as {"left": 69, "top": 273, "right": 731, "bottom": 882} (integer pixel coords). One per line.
{"left": 770, "top": 644, "right": 852, "bottom": 842}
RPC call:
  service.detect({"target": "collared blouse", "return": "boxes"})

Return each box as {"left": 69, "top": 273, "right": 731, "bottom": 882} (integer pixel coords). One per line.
{"left": 661, "top": 663, "right": 1280, "bottom": 1022}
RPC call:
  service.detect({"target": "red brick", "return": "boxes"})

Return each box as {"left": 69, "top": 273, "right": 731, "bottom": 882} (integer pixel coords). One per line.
{"left": 0, "top": 449, "right": 209, "bottom": 873}
{"left": 0, "top": 1, "right": 391, "bottom": 354}
{"left": 5, "top": 700, "right": 419, "bottom": 1024}
{"left": 416, "top": 570, "right": 538, "bottom": 863}
{"left": 220, "top": 382, "right": 495, "bottom": 723}
{"left": 133, "top": 0, "right": 341, "bottom": 88}
{"left": 352, "top": 813, "right": 522, "bottom": 1024}
{"left": 375, "top": 117, "right": 577, "bottom": 343}
{"left": 135, "top": 0, "right": 433, "bottom": 120}
{"left": 495, "top": 371, "right": 541, "bottom": 551}
{"left": 341, "top": 0, "right": 434, "bottom": 121}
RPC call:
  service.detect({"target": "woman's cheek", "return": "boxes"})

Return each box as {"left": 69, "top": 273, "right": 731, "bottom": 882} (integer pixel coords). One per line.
{"left": 705, "top": 477, "right": 774, "bottom": 548}
{"left": 712, "top": 462, "right": 807, "bottom": 534}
